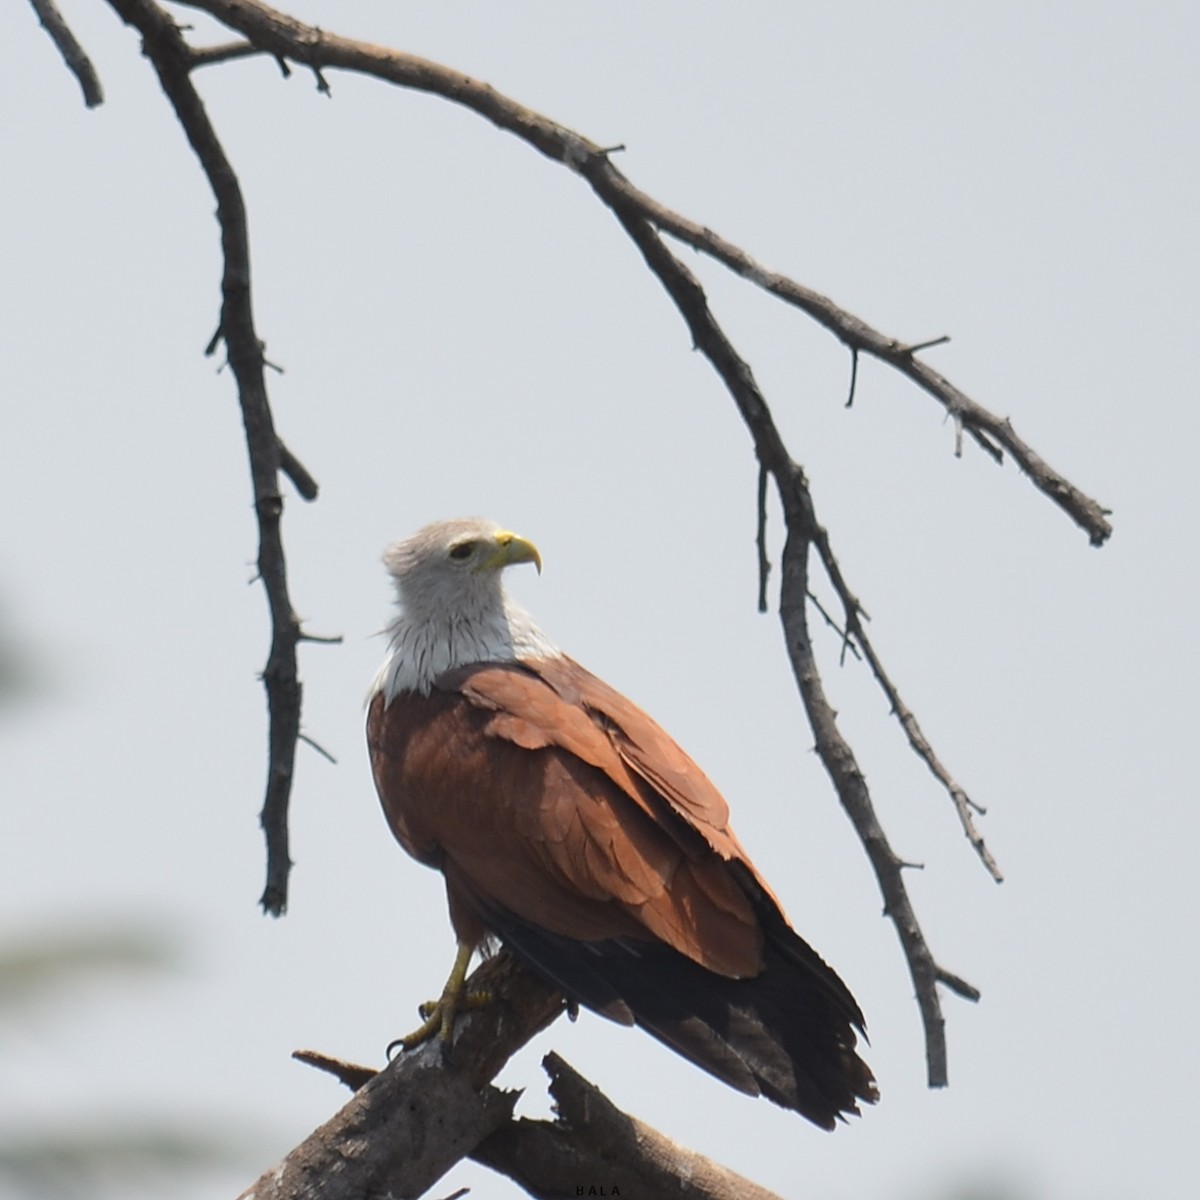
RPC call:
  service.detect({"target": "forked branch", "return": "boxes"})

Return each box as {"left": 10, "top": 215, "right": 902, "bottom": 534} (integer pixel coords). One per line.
{"left": 276, "top": 955, "right": 780, "bottom": 1200}
{"left": 238, "top": 952, "right": 565, "bottom": 1200}
{"left": 475, "top": 1054, "right": 787, "bottom": 1200}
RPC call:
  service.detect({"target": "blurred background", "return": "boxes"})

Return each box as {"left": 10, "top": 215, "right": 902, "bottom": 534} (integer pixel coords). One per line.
{"left": 2, "top": 2, "right": 1197, "bottom": 1197}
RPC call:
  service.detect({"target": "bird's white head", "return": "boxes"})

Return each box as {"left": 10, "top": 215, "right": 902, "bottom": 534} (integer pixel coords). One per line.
{"left": 383, "top": 517, "right": 542, "bottom": 618}
{"left": 374, "top": 518, "right": 557, "bottom": 699}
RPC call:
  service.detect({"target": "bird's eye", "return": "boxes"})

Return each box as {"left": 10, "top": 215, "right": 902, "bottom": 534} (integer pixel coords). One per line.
{"left": 448, "top": 541, "right": 476, "bottom": 561}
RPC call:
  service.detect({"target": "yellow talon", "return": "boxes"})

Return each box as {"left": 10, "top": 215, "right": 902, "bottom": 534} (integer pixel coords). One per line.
{"left": 389, "top": 943, "right": 490, "bottom": 1055}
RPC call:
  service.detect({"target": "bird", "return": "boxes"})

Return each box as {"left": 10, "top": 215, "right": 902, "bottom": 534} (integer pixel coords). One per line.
{"left": 366, "top": 517, "right": 877, "bottom": 1129}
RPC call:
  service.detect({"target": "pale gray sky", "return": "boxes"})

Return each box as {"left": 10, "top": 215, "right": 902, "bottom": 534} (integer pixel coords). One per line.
{"left": 3, "top": 3, "right": 1198, "bottom": 1198}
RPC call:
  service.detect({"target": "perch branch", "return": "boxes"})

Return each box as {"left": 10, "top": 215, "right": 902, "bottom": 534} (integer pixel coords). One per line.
{"left": 104, "top": 0, "right": 323, "bottom": 915}
{"left": 29, "top": 0, "right": 104, "bottom": 107}
{"left": 276, "top": 969, "right": 784, "bottom": 1199}
{"left": 238, "top": 951, "right": 565, "bottom": 1200}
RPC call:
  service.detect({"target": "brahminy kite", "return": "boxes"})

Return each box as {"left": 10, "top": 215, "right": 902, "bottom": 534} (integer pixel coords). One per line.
{"left": 367, "top": 518, "right": 877, "bottom": 1128}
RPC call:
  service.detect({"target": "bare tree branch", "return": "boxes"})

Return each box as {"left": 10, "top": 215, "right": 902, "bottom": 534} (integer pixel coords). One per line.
{"left": 28, "top": 0, "right": 104, "bottom": 107}
{"left": 242, "top": 1054, "right": 515, "bottom": 1200}
{"left": 104, "top": 0, "right": 323, "bottom": 916}
{"left": 603, "top": 205, "right": 974, "bottom": 1086}
{"left": 619, "top": 203, "right": 1112, "bottom": 545}
{"left": 803, "top": 523, "right": 1002, "bottom": 880}
{"left": 474, "top": 1054, "right": 788, "bottom": 1200}
{"left": 177, "top": 0, "right": 1113, "bottom": 548}
{"left": 283, "top": 1023, "right": 788, "bottom": 1199}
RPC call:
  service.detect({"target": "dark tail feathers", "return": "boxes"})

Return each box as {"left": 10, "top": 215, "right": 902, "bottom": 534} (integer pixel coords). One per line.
{"left": 484, "top": 904, "right": 878, "bottom": 1130}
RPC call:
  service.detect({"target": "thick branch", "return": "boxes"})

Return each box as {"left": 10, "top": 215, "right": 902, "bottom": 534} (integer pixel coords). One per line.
{"left": 29, "top": 0, "right": 104, "bottom": 106}
{"left": 104, "top": 0, "right": 312, "bottom": 915}
{"left": 474, "top": 1053, "right": 786, "bottom": 1200}
{"left": 239, "top": 952, "right": 566, "bottom": 1200}
{"left": 178, "top": 0, "right": 1111, "bottom": 546}
{"left": 241, "top": 1060, "right": 516, "bottom": 1200}
{"left": 263, "top": 958, "right": 792, "bottom": 1197}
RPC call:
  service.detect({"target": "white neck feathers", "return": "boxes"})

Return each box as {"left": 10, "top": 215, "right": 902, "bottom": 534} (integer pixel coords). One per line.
{"left": 372, "top": 595, "right": 560, "bottom": 701}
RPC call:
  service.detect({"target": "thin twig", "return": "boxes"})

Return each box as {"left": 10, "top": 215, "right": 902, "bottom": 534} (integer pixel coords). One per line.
{"left": 936, "top": 966, "right": 983, "bottom": 1001}
{"left": 293, "top": 1049, "right": 375, "bottom": 1091}
{"left": 189, "top": 38, "right": 263, "bottom": 68}
{"left": 298, "top": 731, "right": 337, "bottom": 764}
{"left": 967, "top": 424, "right": 1005, "bottom": 463}
{"left": 278, "top": 437, "right": 319, "bottom": 500}
{"left": 900, "top": 334, "right": 951, "bottom": 355}
{"left": 807, "top": 525, "right": 1003, "bottom": 881}
{"left": 310, "top": 63, "right": 331, "bottom": 94}
{"left": 755, "top": 463, "right": 770, "bottom": 614}
{"left": 806, "top": 589, "right": 862, "bottom": 663}
{"left": 29, "top": 0, "right": 104, "bottom": 107}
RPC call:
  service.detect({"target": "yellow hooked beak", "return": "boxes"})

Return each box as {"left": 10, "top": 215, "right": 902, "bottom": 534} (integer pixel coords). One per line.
{"left": 481, "top": 529, "right": 542, "bottom": 574}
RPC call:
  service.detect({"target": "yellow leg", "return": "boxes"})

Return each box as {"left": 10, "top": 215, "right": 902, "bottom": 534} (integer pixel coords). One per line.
{"left": 389, "top": 942, "right": 489, "bottom": 1055}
